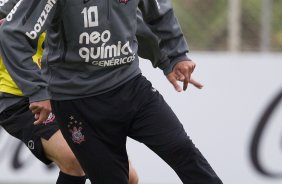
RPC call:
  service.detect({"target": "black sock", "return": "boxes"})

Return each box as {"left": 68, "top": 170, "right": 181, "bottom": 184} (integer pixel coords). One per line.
{"left": 56, "top": 171, "right": 86, "bottom": 184}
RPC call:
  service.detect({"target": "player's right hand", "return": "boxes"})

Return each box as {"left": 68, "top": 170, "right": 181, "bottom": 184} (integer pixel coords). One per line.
{"left": 29, "top": 100, "right": 52, "bottom": 125}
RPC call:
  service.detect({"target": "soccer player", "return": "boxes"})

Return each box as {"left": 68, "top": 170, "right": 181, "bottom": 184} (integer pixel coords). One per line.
{"left": 0, "top": 26, "right": 139, "bottom": 184}
{"left": 0, "top": 1, "right": 138, "bottom": 183}
{"left": 0, "top": 32, "right": 87, "bottom": 184}
{"left": 0, "top": 0, "right": 223, "bottom": 183}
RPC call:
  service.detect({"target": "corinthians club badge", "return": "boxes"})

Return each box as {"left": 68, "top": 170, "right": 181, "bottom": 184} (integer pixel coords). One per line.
{"left": 119, "top": 0, "right": 131, "bottom": 4}
{"left": 68, "top": 116, "right": 85, "bottom": 144}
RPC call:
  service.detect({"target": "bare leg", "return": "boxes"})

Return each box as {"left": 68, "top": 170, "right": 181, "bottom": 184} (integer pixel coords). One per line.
{"left": 129, "top": 160, "right": 139, "bottom": 184}
{"left": 42, "top": 130, "right": 85, "bottom": 176}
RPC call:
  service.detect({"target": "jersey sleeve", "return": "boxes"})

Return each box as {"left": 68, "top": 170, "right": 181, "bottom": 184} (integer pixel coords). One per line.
{"left": 136, "top": 8, "right": 170, "bottom": 71}
{"left": 0, "top": 0, "right": 19, "bottom": 19}
{"left": 138, "top": 0, "right": 190, "bottom": 75}
{"left": 0, "top": 0, "right": 59, "bottom": 102}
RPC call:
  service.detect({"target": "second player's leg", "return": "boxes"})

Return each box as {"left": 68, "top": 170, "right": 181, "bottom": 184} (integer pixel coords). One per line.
{"left": 42, "top": 130, "right": 85, "bottom": 176}
{"left": 0, "top": 99, "right": 87, "bottom": 184}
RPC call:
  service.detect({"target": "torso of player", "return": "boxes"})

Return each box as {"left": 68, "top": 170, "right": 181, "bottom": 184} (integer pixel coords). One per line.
{"left": 37, "top": 0, "right": 141, "bottom": 100}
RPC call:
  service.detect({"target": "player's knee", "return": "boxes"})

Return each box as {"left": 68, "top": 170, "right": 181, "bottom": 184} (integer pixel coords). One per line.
{"left": 57, "top": 151, "right": 84, "bottom": 176}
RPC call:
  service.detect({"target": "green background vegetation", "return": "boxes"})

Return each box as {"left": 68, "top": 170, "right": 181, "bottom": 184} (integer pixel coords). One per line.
{"left": 172, "top": 0, "right": 282, "bottom": 52}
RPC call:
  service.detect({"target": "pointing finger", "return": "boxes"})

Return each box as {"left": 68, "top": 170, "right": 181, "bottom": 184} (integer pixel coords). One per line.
{"left": 190, "top": 78, "right": 204, "bottom": 89}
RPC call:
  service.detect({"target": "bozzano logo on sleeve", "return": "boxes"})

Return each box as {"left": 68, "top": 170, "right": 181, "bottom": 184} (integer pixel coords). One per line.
{"left": 26, "top": 0, "right": 57, "bottom": 39}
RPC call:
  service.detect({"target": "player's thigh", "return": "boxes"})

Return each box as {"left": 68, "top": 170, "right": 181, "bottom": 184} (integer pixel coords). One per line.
{"left": 41, "top": 130, "right": 77, "bottom": 165}
{"left": 129, "top": 87, "right": 185, "bottom": 146}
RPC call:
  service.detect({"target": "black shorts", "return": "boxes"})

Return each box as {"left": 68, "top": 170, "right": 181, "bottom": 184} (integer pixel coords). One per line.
{"left": 0, "top": 98, "right": 59, "bottom": 165}
{"left": 52, "top": 74, "right": 222, "bottom": 184}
